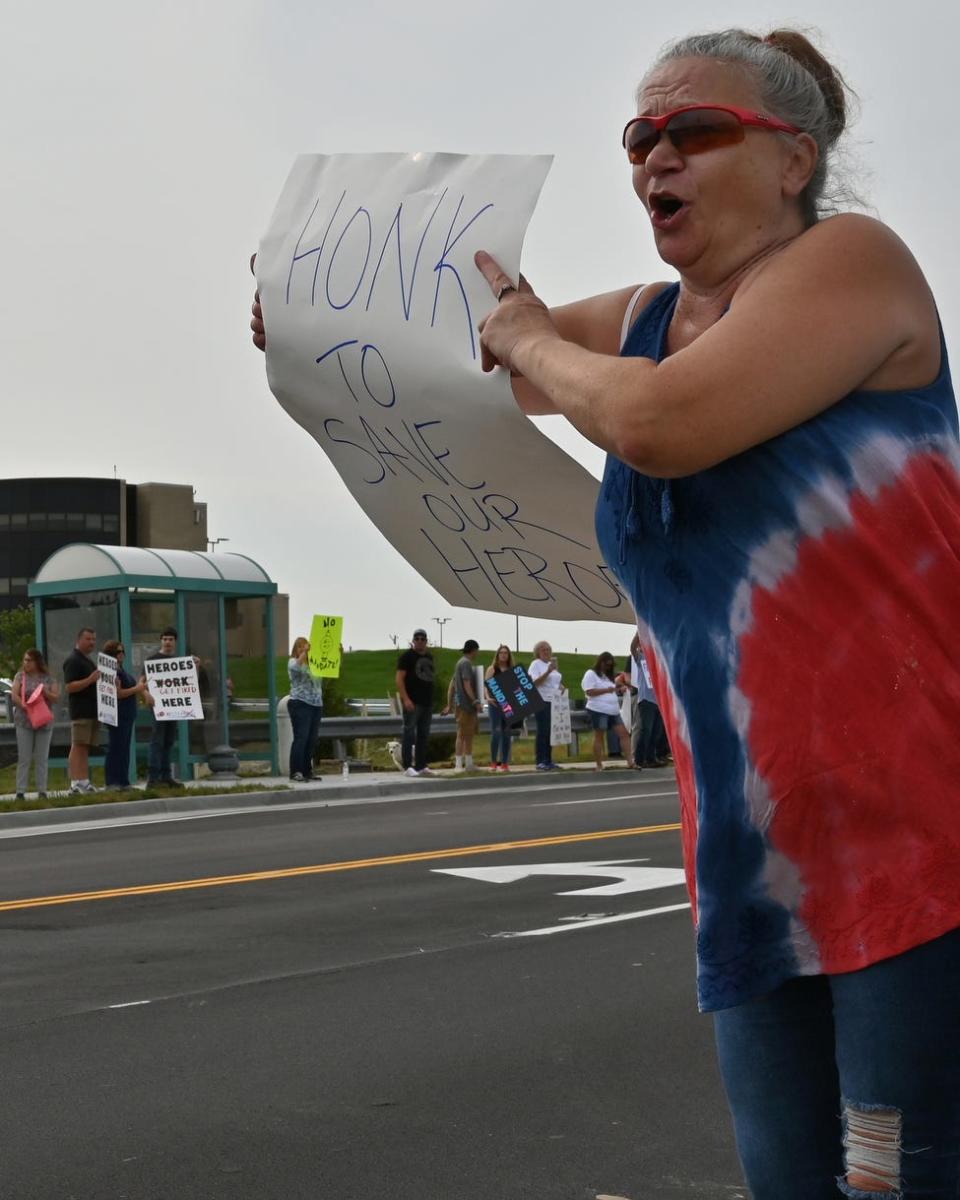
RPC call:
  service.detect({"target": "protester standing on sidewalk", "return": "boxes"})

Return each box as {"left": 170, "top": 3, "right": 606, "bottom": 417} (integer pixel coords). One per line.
{"left": 622, "top": 632, "right": 669, "bottom": 768}
{"left": 528, "top": 641, "right": 563, "bottom": 771}
{"left": 581, "top": 652, "right": 633, "bottom": 771}
{"left": 100, "top": 639, "right": 146, "bottom": 789}
{"left": 484, "top": 644, "right": 515, "bottom": 771}
{"left": 443, "top": 639, "right": 482, "bottom": 772}
{"left": 11, "top": 649, "right": 59, "bottom": 799}
{"left": 395, "top": 629, "right": 435, "bottom": 778}
{"left": 287, "top": 636, "right": 324, "bottom": 782}
{"left": 143, "top": 627, "right": 183, "bottom": 789}
{"left": 62, "top": 627, "right": 100, "bottom": 794}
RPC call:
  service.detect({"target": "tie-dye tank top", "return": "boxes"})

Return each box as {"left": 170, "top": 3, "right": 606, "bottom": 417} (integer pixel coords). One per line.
{"left": 596, "top": 282, "right": 960, "bottom": 1012}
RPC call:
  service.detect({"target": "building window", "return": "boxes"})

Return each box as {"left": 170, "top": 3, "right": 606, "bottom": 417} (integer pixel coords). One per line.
{"left": 103, "top": 513, "right": 119, "bottom": 534}
{"left": 0, "top": 579, "right": 8, "bottom": 595}
{"left": 47, "top": 513, "right": 66, "bottom": 528}
{"left": 10, "top": 514, "right": 26, "bottom": 529}
{"left": 29, "top": 513, "right": 47, "bottom": 529}
{"left": 85, "top": 513, "right": 102, "bottom": 531}
{"left": 0, "top": 515, "right": 8, "bottom": 530}
{"left": 67, "top": 514, "right": 84, "bottom": 529}
{"left": 10, "top": 578, "right": 27, "bottom": 594}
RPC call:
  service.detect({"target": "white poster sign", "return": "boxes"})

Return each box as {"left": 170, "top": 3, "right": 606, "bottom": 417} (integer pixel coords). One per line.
{"left": 145, "top": 656, "right": 205, "bottom": 722}
{"left": 550, "top": 689, "right": 572, "bottom": 747}
{"left": 619, "top": 689, "right": 633, "bottom": 730}
{"left": 256, "top": 152, "right": 630, "bottom": 624}
{"left": 97, "top": 652, "right": 118, "bottom": 728}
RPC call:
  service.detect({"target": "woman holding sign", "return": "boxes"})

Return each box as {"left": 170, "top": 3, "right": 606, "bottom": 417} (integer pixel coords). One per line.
{"left": 483, "top": 644, "right": 515, "bottom": 772}
{"left": 581, "top": 652, "right": 632, "bottom": 771}
{"left": 287, "top": 637, "right": 324, "bottom": 783}
{"left": 11, "top": 649, "right": 59, "bottom": 800}
{"left": 470, "top": 28, "right": 960, "bottom": 1198}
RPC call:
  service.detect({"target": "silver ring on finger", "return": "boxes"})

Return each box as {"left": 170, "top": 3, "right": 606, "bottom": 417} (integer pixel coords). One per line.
{"left": 496, "top": 283, "right": 517, "bottom": 302}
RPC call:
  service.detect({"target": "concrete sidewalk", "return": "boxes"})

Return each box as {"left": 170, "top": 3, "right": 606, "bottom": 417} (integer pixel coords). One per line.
{"left": 0, "top": 759, "right": 666, "bottom": 832}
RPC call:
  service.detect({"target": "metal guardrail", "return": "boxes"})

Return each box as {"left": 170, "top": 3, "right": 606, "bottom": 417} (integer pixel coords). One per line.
{"left": 0, "top": 710, "right": 594, "bottom": 748}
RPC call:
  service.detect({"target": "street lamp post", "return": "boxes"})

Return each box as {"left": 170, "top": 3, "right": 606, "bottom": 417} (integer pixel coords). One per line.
{"left": 432, "top": 617, "right": 450, "bottom": 648}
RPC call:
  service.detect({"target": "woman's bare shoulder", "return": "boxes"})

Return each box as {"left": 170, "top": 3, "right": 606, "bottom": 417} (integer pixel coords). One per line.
{"left": 550, "top": 282, "right": 674, "bottom": 355}
{"left": 750, "top": 214, "right": 927, "bottom": 290}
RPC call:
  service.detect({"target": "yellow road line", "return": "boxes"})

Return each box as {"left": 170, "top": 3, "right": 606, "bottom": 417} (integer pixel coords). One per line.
{"left": 0, "top": 822, "right": 681, "bottom": 913}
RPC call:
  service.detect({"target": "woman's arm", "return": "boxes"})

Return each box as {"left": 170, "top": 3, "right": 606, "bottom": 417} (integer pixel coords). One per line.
{"left": 582, "top": 671, "right": 617, "bottom": 698}
{"left": 117, "top": 678, "right": 144, "bottom": 701}
{"left": 478, "top": 216, "right": 939, "bottom": 477}
{"left": 11, "top": 673, "right": 23, "bottom": 708}
{"left": 43, "top": 678, "right": 60, "bottom": 702}
{"left": 509, "top": 285, "right": 647, "bottom": 415}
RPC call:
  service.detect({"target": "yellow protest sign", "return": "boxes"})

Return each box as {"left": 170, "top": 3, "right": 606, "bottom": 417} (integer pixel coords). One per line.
{"left": 308, "top": 614, "right": 343, "bottom": 678}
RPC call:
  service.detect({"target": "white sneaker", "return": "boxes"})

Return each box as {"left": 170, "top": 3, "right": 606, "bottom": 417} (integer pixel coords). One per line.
{"left": 418, "top": 767, "right": 436, "bottom": 776}
{"left": 404, "top": 767, "right": 420, "bottom": 777}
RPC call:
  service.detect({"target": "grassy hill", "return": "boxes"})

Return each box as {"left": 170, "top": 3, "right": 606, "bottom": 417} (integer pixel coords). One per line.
{"left": 231, "top": 648, "right": 607, "bottom": 703}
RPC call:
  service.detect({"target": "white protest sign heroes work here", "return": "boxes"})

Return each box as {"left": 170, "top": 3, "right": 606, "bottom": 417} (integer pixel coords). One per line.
{"left": 145, "top": 656, "right": 204, "bottom": 721}
{"left": 257, "top": 153, "right": 630, "bottom": 624}
{"left": 97, "top": 652, "right": 118, "bottom": 728}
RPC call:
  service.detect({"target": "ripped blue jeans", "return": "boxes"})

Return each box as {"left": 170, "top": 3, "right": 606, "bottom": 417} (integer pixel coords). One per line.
{"left": 713, "top": 926, "right": 960, "bottom": 1199}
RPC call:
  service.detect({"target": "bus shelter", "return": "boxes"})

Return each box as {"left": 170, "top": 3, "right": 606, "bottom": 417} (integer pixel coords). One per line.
{"left": 29, "top": 544, "right": 279, "bottom": 780}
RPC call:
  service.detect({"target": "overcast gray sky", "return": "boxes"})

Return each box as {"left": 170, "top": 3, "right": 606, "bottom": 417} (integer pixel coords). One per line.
{"left": 3, "top": 0, "right": 956, "bottom": 655}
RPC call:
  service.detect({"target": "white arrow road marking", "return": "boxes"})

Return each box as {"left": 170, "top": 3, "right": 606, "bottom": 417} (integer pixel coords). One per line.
{"left": 432, "top": 858, "right": 686, "bottom": 897}
{"left": 494, "top": 902, "right": 691, "bottom": 938}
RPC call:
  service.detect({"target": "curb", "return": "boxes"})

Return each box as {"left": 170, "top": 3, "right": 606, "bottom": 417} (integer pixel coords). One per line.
{"left": 0, "top": 767, "right": 651, "bottom": 832}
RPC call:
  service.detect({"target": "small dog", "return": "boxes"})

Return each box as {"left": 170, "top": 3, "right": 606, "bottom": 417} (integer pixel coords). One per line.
{"left": 386, "top": 740, "right": 404, "bottom": 771}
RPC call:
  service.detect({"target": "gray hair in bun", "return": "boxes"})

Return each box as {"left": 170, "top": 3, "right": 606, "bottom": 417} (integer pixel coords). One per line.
{"left": 642, "top": 28, "right": 855, "bottom": 226}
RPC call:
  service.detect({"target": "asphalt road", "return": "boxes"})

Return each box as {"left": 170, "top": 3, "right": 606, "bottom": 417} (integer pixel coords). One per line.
{"left": 0, "top": 771, "right": 746, "bottom": 1200}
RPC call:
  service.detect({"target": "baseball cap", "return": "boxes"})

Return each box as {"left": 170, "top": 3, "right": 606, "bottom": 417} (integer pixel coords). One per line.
{"left": 412, "top": 628, "right": 428, "bottom": 638}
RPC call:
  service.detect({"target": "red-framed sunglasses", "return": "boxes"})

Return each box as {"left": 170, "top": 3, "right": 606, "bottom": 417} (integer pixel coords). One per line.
{"left": 622, "top": 105, "right": 801, "bottom": 166}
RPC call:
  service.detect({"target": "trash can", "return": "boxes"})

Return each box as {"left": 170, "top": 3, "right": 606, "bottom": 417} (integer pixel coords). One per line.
{"left": 277, "top": 694, "right": 291, "bottom": 778}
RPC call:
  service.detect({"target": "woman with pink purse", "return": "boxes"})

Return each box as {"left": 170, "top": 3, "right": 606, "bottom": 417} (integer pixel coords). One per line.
{"left": 11, "top": 648, "right": 60, "bottom": 800}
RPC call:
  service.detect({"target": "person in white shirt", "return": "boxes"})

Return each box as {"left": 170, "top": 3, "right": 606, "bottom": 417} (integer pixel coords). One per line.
{"left": 582, "top": 651, "right": 632, "bottom": 771}
{"left": 528, "top": 640, "right": 563, "bottom": 771}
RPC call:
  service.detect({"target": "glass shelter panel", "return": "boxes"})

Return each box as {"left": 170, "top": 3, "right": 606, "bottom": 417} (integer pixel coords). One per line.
{"left": 225, "top": 596, "right": 272, "bottom": 755}
{"left": 130, "top": 595, "right": 177, "bottom": 677}
{"left": 42, "top": 591, "right": 119, "bottom": 720}
{"left": 184, "top": 594, "right": 225, "bottom": 756}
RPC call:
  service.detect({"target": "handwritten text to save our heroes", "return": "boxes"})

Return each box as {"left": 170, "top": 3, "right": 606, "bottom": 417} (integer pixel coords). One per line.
{"left": 284, "top": 184, "right": 626, "bottom": 619}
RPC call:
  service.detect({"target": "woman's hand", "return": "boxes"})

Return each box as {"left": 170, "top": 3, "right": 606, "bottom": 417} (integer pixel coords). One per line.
{"left": 250, "top": 254, "right": 266, "bottom": 351}
{"left": 474, "top": 251, "right": 560, "bottom": 374}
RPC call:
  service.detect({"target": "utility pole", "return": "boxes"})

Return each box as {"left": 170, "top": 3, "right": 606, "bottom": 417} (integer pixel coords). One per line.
{"left": 432, "top": 617, "right": 450, "bottom": 648}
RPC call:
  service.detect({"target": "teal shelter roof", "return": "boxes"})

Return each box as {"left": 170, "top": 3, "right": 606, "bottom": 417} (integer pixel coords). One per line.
{"left": 29, "top": 544, "right": 277, "bottom": 597}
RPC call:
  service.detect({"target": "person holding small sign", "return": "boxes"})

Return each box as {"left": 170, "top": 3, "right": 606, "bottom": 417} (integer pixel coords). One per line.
{"left": 582, "top": 652, "right": 633, "bottom": 771}
{"left": 11, "top": 648, "right": 59, "bottom": 800}
{"left": 287, "top": 636, "right": 324, "bottom": 782}
{"left": 528, "top": 640, "right": 563, "bottom": 771}
{"left": 143, "top": 627, "right": 185, "bottom": 789}
{"left": 484, "top": 645, "right": 515, "bottom": 771}
{"left": 101, "top": 639, "right": 147, "bottom": 790}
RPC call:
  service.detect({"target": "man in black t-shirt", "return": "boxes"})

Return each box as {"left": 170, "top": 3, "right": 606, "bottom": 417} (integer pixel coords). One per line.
{"left": 395, "top": 628, "right": 435, "bottom": 777}
{"left": 63, "top": 626, "right": 101, "bottom": 794}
